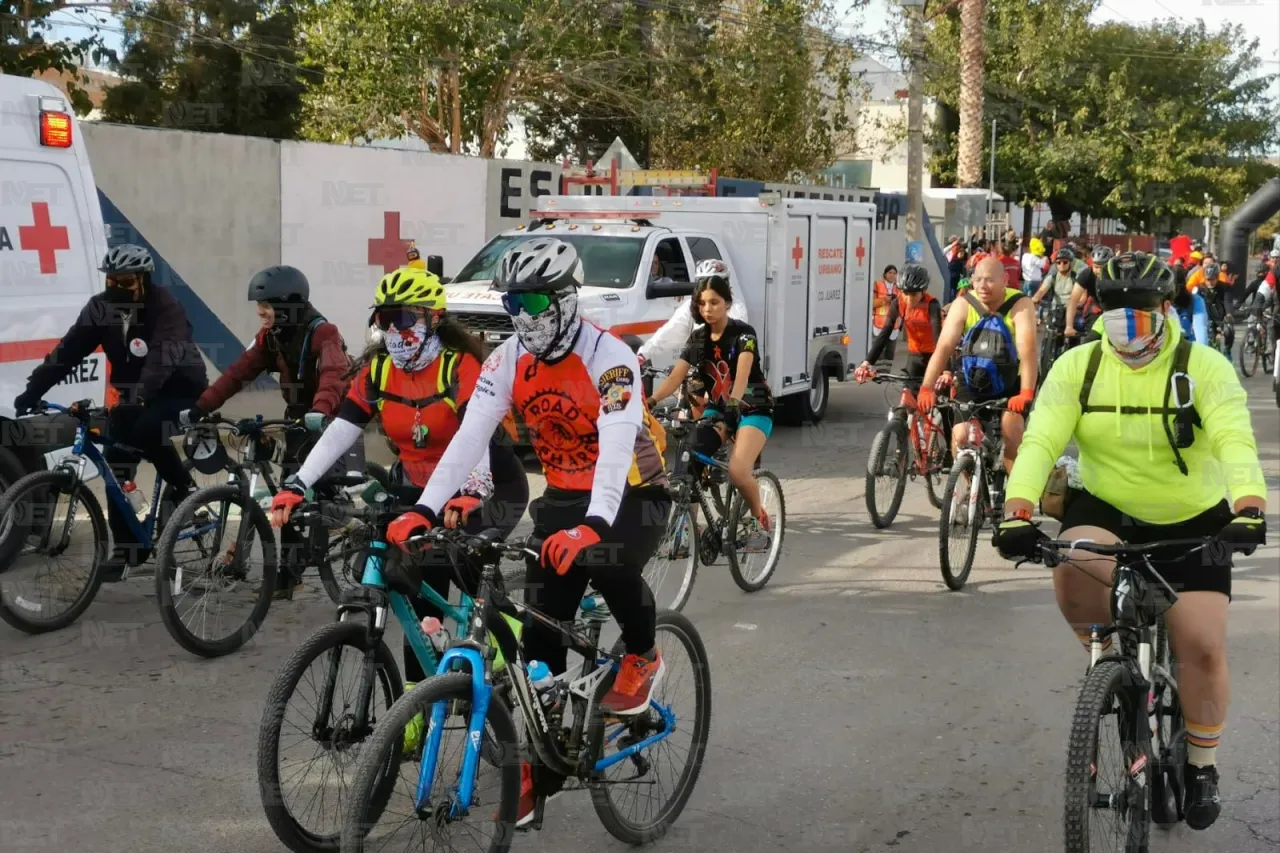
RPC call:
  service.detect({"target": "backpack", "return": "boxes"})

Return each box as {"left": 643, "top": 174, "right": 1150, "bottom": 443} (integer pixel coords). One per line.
{"left": 368, "top": 348, "right": 462, "bottom": 415}
{"left": 1078, "top": 338, "right": 1201, "bottom": 476}
{"left": 959, "top": 291, "right": 1021, "bottom": 397}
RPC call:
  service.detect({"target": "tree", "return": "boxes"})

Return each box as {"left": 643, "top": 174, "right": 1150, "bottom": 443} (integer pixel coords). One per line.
{"left": 103, "top": 0, "right": 304, "bottom": 139}
{"left": 955, "top": 0, "right": 985, "bottom": 188}
{"left": 1, "top": 0, "right": 114, "bottom": 114}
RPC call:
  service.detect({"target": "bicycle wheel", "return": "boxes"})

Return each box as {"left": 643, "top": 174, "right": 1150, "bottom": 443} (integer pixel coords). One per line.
{"left": 260, "top": 621, "right": 404, "bottom": 853}
{"left": 1064, "top": 660, "right": 1150, "bottom": 853}
{"left": 589, "top": 610, "right": 712, "bottom": 844}
{"left": 155, "top": 484, "right": 278, "bottom": 657}
{"left": 0, "top": 470, "right": 108, "bottom": 634}
{"left": 1239, "top": 327, "right": 1259, "bottom": 377}
{"left": 642, "top": 501, "right": 698, "bottom": 612}
{"left": 1150, "top": 617, "right": 1185, "bottom": 828}
{"left": 922, "top": 415, "right": 949, "bottom": 510}
{"left": 937, "top": 454, "right": 983, "bottom": 590}
{"left": 725, "top": 469, "right": 785, "bottom": 592}
{"left": 865, "top": 423, "right": 908, "bottom": 528}
{"left": 319, "top": 522, "right": 370, "bottom": 605}
{"left": 339, "top": 672, "right": 521, "bottom": 853}
{"left": 1263, "top": 327, "right": 1276, "bottom": 374}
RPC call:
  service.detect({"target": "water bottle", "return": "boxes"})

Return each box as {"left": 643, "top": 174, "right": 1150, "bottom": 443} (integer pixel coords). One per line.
{"left": 419, "top": 616, "right": 450, "bottom": 655}
{"left": 122, "top": 480, "right": 148, "bottom": 517}
{"left": 527, "top": 660, "right": 563, "bottom": 719}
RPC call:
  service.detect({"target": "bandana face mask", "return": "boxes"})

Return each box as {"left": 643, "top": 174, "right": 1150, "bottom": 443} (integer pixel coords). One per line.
{"left": 1102, "top": 308, "right": 1166, "bottom": 367}
{"left": 509, "top": 289, "right": 580, "bottom": 361}
{"left": 385, "top": 321, "right": 442, "bottom": 372}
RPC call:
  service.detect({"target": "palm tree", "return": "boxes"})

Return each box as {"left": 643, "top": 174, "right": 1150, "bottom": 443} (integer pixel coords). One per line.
{"left": 956, "top": 0, "right": 986, "bottom": 188}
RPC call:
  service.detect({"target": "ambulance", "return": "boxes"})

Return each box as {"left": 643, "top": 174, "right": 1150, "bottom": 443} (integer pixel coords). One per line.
{"left": 443, "top": 193, "right": 877, "bottom": 423}
{"left": 0, "top": 74, "right": 110, "bottom": 487}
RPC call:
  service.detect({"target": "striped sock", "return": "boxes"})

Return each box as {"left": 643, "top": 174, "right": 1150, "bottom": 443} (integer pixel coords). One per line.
{"left": 1185, "top": 721, "right": 1222, "bottom": 768}
{"left": 1076, "top": 632, "right": 1113, "bottom": 655}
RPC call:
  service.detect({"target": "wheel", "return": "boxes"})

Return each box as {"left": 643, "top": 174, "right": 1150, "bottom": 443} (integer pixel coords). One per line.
{"left": 725, "top": 469, "right": 785, "bottom": 592}
{"left": 259, "top": 621, "right": 404, "bottom": 853}
{"left": 155, "top": 484, "right": 278, "bottom": 657}
{"left": 642, "top": 502, "right": 698, "bottom": 612}
{"left": 922, "top": 415, "right": 949, "bottom": 510}
{"left": 1150, "top": 617, "right": 1185, "bottom": 828}
{"left": 803, "top": 368, "right": 829, "bottom": 423}
{"left": 1064, "top": 660, "right": 1151, "bottom": 853}
{"left": 339, "top": 672, "right": 521, "bottom": 853}
{"left": 1239, "top": 326, "right": 1259, "bottom": 377}
{"left": 318, "top": 525, "right": 369, "bottom": 605}
{"left": 589, "top": 610, "right": 711, "bottom": 844}
{"left": 937, "top": 454, "right": 983, "bottom": 590}
{"left": 1262, "top": 329, "right": 1276, "bottom": 374}
{"left": 864, "top": 422, "right": 908, "bottom": 528}
{"left": 0, "top": 469, "right": 108, "bottom": 633}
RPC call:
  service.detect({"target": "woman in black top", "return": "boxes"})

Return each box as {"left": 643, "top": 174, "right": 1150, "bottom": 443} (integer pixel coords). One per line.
{"left": 648, "top": 276, "right": 775, "bottom": 546}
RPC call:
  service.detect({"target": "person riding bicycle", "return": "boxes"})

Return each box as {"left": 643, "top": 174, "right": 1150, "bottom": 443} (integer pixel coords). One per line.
{"left": 853, "top": 263, "right": 941, "bottom": 387}
{"left": 1063, "top": 244, "right": 1110, "bottom": 347}
{"left": 379, "top": 238, "right": 671, "bottom": 823}
{"left": 917, "top": 256, "right": 1038, "bottom": 472}
{"left": 637, "top": 258, "right": 748, "bottom": 365}
{"left": 179, "top": 265, "right": 353, "bottom": 599}
{"left": 1172, "top": 279, "right": 1211, "bottom": 345}
{"left": 648, "top": 272, "right": 776, "bottom": 551}
{"left": 1242, "top": 250, "right": 1278, "bottom": 324}
{"left": 267, "top": 266, "right": 530, "bottom": 679}
{"left": 13, "top": 244, "right": 209, "bottom": 581}
{"left": 1033, "top": 248, "right": 1079, "bottom": 329}
{"left": 994, "top": 250, "right": 1267, "bottom": 832}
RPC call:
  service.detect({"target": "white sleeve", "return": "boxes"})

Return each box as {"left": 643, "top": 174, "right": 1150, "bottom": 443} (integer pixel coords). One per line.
{"left": 415, "top": 340, "right": 516, "bottom": 513}
{"left": 293, "top": 417, "right": 363, "bottom": 488}
{"left": 638, "top": 302, "right": 693, "bottom": 360}
{"left": 586, "top": 334, "right": 644, "bottom": 525}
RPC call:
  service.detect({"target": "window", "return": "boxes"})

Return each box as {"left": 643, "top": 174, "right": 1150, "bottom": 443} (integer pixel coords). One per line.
{"left": 452, "top": 234, "right": 645, "bottom": 289}
{"left": 651, "top": 237, "right": 690, "bottom": 282}
{"left": 687, "top": 237, "right": 723, "bottom": 265}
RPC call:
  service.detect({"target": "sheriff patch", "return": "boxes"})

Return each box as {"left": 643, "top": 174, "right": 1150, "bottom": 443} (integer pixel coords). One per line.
{"left": 597, "top": 365, "right": 635, "bottom": 414}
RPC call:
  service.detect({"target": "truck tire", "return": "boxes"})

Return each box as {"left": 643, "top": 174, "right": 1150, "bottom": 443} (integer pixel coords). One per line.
{"left": 779, "top": 368, "right": 831, "bottom": 425}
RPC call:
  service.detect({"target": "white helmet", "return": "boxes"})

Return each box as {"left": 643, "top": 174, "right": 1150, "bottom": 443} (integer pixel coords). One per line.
{"left": 694, "top": 259, "right": 730, "bottom": 284}
{"left": 495, "top": 238, "right": 584, "bottom": 292}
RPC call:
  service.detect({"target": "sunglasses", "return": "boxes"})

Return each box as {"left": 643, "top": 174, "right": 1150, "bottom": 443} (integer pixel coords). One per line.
{"left": 501, "top": 291, "right": 554, "bottom": 317}
{"left": 373, "top": 308, "right": 423, "bottom": 332}
{"left": 106, "top": 274, "right": 139, "bottom": 289}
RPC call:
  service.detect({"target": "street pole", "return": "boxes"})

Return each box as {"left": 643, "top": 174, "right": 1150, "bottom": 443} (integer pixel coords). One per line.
{"left": 904, "top": 0, "right": 925, "bottom": 243}
{"left": 986, "top": 118, "right": 997, "bottom": 237}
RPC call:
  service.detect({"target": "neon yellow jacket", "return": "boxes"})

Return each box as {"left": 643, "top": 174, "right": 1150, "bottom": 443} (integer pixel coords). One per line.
{"left": 1006, "top": 324, "right": 1266, "bottom": 524}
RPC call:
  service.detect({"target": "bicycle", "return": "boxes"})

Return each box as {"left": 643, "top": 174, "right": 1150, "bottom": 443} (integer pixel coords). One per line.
{"left": 0, "top": 400, "right": 209, "bottom": 635}
{"left": 1023, "top": 536, "right": 1252, "bottom": 852}
{"left": 1238, "top": 307, "right": 1275, "bottom": 378}
{"left": 864, "top": 373, "right": 949, "bottom": 528}
{"left": 257, "top": 486, "right": 526, "bottom": 853}
{"left": 1208, "top": 314, "right": 1233, "bottom": 359}
{"left": 648, "top": 402, "right": 786, "bottom": 605}
{"left": 1038, "top": 304, "right": 1069, "bottom": 390}
{"left": 338, "top": 526, "right": 711, "bottom": 853}
{"left": 936, "top": 396, "right": 1009, "bottom": 590}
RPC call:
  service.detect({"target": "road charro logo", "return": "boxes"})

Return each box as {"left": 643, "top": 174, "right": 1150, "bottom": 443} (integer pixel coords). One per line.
{"left": 523, "top": 389, "right": 598, "bottom": 473}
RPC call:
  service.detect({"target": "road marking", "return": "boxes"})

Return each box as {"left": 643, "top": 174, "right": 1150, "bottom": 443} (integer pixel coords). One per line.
{"left": 732, "top": 622, "right": 757, "bottom": 631}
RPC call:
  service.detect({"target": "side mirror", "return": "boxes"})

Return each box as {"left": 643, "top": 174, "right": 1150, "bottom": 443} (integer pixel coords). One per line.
{"left": 647, "top": 277, "right": 695, "bottom": 300}
{"left": 426, "top": 255, "right": 444, "bottom": 278}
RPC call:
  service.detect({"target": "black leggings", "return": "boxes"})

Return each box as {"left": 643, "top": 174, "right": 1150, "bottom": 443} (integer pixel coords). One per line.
{"left": 403, "top": 443, "right": 529, "bottom": 683}
{"left": 104, "top": 396, "right": 199, "bottom": 561}
{"left": 523, "top": 487, "right": 670, "bottom": 675}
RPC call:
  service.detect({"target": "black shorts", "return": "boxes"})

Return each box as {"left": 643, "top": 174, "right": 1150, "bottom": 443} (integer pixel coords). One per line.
{"left": 955, "top": 377, "right": 1020, "bottom": 404}
{"left": 1060, "top": 490, "right": 1234, "bottom": 598}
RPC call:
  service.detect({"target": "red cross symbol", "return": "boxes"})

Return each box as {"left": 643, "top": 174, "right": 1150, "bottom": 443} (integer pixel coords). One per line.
{"left": 18, "top": 202, "right": 70, "bottom": 274}
{"left": 855, "top": 237, "right": 866, "bottom": 267}
{"left": 368, "top": 211, "right": 410, "bottom": 273}
{"left": 791, "top": 236, "right": 804, "bottom": 270}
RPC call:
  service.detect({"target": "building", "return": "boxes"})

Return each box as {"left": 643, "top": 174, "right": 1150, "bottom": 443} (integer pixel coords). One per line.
{"left": 36, "top": 66, "right": 119, "bottom": 121}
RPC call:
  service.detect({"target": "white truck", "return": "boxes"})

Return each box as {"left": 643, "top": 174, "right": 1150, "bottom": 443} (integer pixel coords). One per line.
{"left": 0, "top": 75, "right": 110, "bottom": 488}
{"left": 440, "top": 193, "right": 877, "bottom": 423}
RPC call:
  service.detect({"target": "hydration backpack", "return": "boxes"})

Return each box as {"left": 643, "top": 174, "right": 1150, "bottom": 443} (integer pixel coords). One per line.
{"left": 959, "top": 292, "right": 1021, "bottom": 397}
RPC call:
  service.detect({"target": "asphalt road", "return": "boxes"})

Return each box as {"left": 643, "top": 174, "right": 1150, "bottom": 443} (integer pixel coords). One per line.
{"left": 2, "top": 370, "right": 1277, "bottom": 853}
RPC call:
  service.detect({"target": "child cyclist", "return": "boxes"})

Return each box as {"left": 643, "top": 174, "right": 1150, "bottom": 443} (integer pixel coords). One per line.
{"left": 382, "top": 238, "right": 671, "bottom": 825}
{"left": 647, "top": 272, "right": 775, "bottom": 551}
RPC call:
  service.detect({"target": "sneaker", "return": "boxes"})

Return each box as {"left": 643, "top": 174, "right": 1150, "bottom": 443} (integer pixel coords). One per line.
{"left": 740, "top": 514, "right": 771, "bottom": 553}
{"left": 600, "top": 650, "right": 664, "bottom": 716}
{"left": 1184, "top": 763, "right": 1221, "bottom": 830}
{"left": 513, "top": 760, "right": 564, "bottom": 828}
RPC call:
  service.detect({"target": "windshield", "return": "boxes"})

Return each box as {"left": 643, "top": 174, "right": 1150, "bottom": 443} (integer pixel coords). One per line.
{"left": 451, "top": 234, "right": 645, "bottom": 289}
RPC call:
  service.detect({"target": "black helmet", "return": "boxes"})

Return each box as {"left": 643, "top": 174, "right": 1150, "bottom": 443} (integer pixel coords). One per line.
{"left": 100, "top": 244, "right": 154, "bottom": 274}
{"left": 1097, "top": 252, "right": 1175, "bottom": 311}
{"left": 494, "top": 238, "right": 584, "bottom": 292}
{"left": 248, "top": 265, "right": 310, "bottom": 303}
{"left": 898, "top": 263, "right": 930, "bottom": 293}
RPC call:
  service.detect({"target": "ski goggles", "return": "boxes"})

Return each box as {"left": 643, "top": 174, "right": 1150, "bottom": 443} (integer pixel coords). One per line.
{"left": 501, "top": 291, "right": 555, "bottom": 317}
{"left": 372, "top": 307, "right": 423, "bottom": 332}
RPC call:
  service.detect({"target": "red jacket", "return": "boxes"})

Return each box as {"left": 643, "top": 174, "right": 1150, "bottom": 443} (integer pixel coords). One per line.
{"left": 198, "top": 308, "right": 349, "bottom": 418}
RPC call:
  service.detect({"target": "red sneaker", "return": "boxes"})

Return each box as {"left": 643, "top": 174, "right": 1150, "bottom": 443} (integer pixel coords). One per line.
{"left": 600, "top": 650, "right": 665, "bottom": 715}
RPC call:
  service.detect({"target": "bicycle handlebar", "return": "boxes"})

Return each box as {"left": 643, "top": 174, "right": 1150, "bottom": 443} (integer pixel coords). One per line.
{"left": 1032, "top": 536, "right": 1250, "bottom": 567}
{"left": 408, "top": 527, "right": 543, "bottom": 561}
{"left": 186, "top": 415, "right": 299, "bottom": 436}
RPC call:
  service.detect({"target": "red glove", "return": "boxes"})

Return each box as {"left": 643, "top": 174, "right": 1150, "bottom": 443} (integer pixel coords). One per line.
{"left": 853, "top": 363, "right": 875, "bottom": 384}
{"left": 916, "top": 386, "right": 937, "bottom": 414}
{"left": 387, "top": 507, "right": 436, "bottom": 551}
{"left": 541, "top": 524, "right": 603, "bottom": 576}
{"left": 269, "top": 489, "right": 305, "bottom": 529}
{"left": 443, "top": 495, "right": 482, "bottom": 529}
{"left": 1009, "top": 388, "right": 1035, "bottom": 415}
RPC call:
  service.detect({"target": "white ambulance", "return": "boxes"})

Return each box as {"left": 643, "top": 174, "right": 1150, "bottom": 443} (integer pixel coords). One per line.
{"left": 442, "top": 193, "right": 877, "bottom": 423}
{"left": 0, "top": 74, "right": 109, "bottom": 486}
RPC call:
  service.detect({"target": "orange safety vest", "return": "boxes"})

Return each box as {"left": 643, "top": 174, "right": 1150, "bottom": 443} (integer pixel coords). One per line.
{"left": 873, "top": 279, "right": 899, "bottom": 330}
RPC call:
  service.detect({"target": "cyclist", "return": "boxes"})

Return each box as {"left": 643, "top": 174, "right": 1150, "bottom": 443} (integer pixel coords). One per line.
{"left": 853, "top": 263, "right": 941, "bottom": 386}
{"left": 1173, "top": 278, "right": 1211, "bottom": 345}
{"left": 649, "top": 271, "right": 775, "bottom": 549}
{"left": 1033, "top": 248, "right": 1077, "bottom": 313}
{"left": 13, "top": 244, "right": 209, "bottom": 581}
{"left": 267, "top": 266, "right": 529, "bottom": 683}
{"left": 179, "top": 265, "right": 352, "bottom": 599}
{"left": 637, "top": 259, "right": 747, "bottom": 365}
{"left": 1063, "top": 245, "right": 1109, "bottom": 347}
{"left": 994, "top": 251, "right": 1267, "bottom": 832}
{"left": 1242, "top": 249, "right": 1277, "bottom": 324}
{"left": 917, "top": 256, "right": 1038, "bottom": 471}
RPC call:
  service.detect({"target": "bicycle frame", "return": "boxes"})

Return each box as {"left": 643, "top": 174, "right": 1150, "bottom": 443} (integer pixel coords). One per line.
{"left": 950, "top": 406, "right": 1006, "bottom": 527}
{"left": 66, "top": 422, "right": 166, "bottom": 549}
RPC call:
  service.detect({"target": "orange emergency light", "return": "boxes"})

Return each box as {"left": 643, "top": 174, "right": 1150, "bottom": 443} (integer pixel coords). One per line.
{"left": 39, "top": 102, "right": 73, "bottom": 148}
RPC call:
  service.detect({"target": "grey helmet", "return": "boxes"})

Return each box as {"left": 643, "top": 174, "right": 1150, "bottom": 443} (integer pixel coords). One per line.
{"left": 99, "top": 244, "right": 154, "bottom": 274}
{"left": 495, "top": 238, "right": 584, "bottom": 292}
{"left": 248, "top": 265, "right": 310, "bottom": 303}
{"left": 1090, "top": 244, "right": 1115, "bottom": 265}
